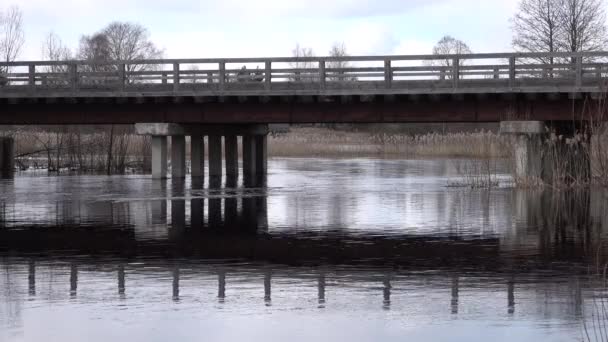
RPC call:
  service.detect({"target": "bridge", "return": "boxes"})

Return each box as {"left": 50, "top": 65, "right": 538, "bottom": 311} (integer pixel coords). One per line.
{"left": 1, "top": 51, "right": 606, "bottom": 180}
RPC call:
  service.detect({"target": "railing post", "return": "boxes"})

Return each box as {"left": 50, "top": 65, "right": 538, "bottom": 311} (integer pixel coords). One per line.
{"left": 494, "top": 67, "right": 500, "bottom": 80}
{"left": 173, "top": 62, "right": 180, "bottom": 91}
{"left": 118, "top": 63, "right": 126, "bottom": 91}
{"left": 319, "top": 60, "right": 326, "bottom": 90}
{"left": 70, "top": 63, "right": 78, "bottom": 91}
{"left": 575, "top": 56, "right": 583, "bottom": 88}
{"left": 219, "top": 62, "right": 226, "bottom": 91}
{"left": 596, "top": 64, "right": 602, "bottom": 80}
{"left": 28, "top": 64, "right": 35, "bottom": 90}
{"left": 162, "top": 72, "right": 167, "bottom": 85}
{"left": 265, "top": 61, "right": 272, "bottom": 91}
{"left": 509, "top": 57, "right": 516, "bottom": 88}
{"left": 452, "top": 58, "right": 459, "bottom": 88}
{"left": 384, "top": 59, "right": 392, "bottom": 89}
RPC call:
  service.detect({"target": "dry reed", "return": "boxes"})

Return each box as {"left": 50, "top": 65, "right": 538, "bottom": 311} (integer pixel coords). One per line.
{"left": 268, "top": 127, "right": 510, "bottom": 158}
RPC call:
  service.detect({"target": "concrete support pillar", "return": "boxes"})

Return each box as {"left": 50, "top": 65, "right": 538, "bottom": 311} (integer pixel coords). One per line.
{"left": 152, "top": 136, "right": 168, "bottom": 179}
{"left": 500, "top": 121, "right": 546, "bottom": 184}
{"left": 171, "top": 136, "right": 186, "bottom": 178}
{"left": 0, "top": 137, "right": 14, "bottom": 179}
{"left": 242, "top": 135, "right": 256, "bottom": 180}
{"left": 255, "top": 135, "right": 268, "bottom": 176}
{"left": 208, "top": 135, "right": 223, "bottom": 179}
{"left": 225, "top": 135, "right": 238, "bottom": 179}
{"left": 190, "top": 135, "right": 205, "bottom": 178}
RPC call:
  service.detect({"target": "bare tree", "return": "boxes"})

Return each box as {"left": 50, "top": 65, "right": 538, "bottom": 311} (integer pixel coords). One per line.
{"left": 42, "top": 32, "right": 72, "bottom": 86}
{"left": 101, "top": 22, "right": 163, "bottom": 75}
{"left": 0, "top": 5, "right": 24, "bottom": 83}
{"left": 327, "top": 42, "right": 356, "bottom": 82}
{"left": 290, "top": 43, "right": 316, "bottom": 82}
{"left": 427, "top": 36, "right": 472, "bottom": 80}
{"left": 558, "top": 0, "right": 606, "bottom": 53}
{"left": 512, "top": 0, "right": 561, "bottom": 64}
{"left": 431, "top": 36, "right": 472, "bottom": 66}
{"left": 512, "top": 0, "right": 607, "bottom": 57}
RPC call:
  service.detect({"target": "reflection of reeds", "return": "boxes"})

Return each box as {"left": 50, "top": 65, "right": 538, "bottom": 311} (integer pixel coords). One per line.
{"left": 269, "top": 128, "right": 510, "bottom": 158}
{"left": 448, "top": 158, "right": 501, "bottom": 188}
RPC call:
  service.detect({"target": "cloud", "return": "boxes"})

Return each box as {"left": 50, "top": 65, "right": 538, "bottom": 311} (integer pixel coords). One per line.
{"left": 3, "top": 0, "right": 520, "bottom": 60}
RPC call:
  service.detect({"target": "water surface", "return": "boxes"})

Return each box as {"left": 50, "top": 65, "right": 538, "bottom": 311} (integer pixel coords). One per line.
{"left": 0, "top": 158, "right": 606, "bottom": 342}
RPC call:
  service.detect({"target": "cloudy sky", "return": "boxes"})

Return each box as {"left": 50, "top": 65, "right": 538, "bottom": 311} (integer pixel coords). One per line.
{"left": 5, "top": 0, "right": 521, "bottom": 60}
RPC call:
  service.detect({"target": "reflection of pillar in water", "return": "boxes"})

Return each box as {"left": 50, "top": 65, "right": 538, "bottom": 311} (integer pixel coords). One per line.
{"left": 241, "top": 195, "right": 258, "bottom": 231}
{"left": 28, "top": 259, "right": 35, "bottom": 296}
{"left": 208, "top": 178, "right": 223, "bottom": 228}
{"left": 172, "top": 266, "right": 180, "bottom": 302}
{"left": 118, "top": 264, "right": 126, "bottom": 296}
{"left": 256, "top": 192, "right": 268, "bottom": 232}
{"left": 70, "top": 263, "right": 78, "bottom": 298}
{"left": 451, "top": 276, "right": 459, "bottom": 315}
{"left": 191, "top": 177, "right": 204, "bottom": 229}
{"left": 574, "top": 277, "right": 583, "bottom": 318}
{"left": 171, "top": 199, "right": 186, "bottom": 230}
{"left": 171, "top": 180, "right": 186, "bottom": 230}
{"left": 151, "top": 180, "right": 168, "bottom": 225}
{"left": 383, "top": 277, "right": 391, "bottom": 310}
{"left": 264, "top": 270, "right": 271, "bottom": 305}
{"left": 508, "top": 277, "right": 515, "bottom": 315}
{"left": 224, "top": 196, "right": 238, "bottom": 229}
{"left": 191, "top": 198, "right": 204, "bottom": 229}
{"left": 318, "top": 273, "right": 326, "bottom": 306}
{"left": 218, "top": 270, "right": 226, "bottom": 302}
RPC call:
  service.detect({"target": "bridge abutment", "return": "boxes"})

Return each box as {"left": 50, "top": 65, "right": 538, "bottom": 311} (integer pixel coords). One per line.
{"left": 500, "top": 121, "right": 547, "bottom": 184}
{"left": 501, "top": 121, "right": 594, "bottom": 185}
{"left": 136, "top": 123, "right": 268, "bottom": 182}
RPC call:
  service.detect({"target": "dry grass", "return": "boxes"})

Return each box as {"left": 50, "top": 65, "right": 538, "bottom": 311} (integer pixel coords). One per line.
{"left": 269, "top": 127, "right": 510, "bottom": 158}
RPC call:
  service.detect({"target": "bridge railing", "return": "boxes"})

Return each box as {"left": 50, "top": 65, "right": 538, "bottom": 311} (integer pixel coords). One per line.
{"left": 1, "top": 52, "right": 607, "bottom": 96}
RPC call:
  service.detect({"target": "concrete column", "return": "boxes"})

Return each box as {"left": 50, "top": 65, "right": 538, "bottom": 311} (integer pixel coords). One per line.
{"left": 225, "top": 135, "right": 238, "bottom": 179}
{"left": 191, "top": 135, "right": 205, "bottom": 178}
{"left": 242, "top": 135, "right": 256, "bottom": 180}
{"left": 255, "top": 135, "right": 268, "bottom": 176}
{"left": 152, "top": 136, "right": 168, "bottom": 179}
{"left": 171, "top": 136, "right": 186, "bottom": 178}
{"left": 0, "top": 137, "right": 14, "bottom": 179}
{"left": 208, "top": 135, "right": 223, "bottom": 178}
{"left": 500, "top": 121, "right": 546, "bottom": 184}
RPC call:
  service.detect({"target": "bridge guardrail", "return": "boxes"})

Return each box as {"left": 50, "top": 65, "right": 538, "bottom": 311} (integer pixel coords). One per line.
{"left": 1, "top": 52, "right": 607, "bottom": 97}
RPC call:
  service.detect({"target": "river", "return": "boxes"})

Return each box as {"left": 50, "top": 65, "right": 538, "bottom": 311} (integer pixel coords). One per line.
{"left": 0, "top": 158, "right": 606, "bottom": 342}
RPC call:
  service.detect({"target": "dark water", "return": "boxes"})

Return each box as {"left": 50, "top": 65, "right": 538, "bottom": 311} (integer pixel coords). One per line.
{"left": 1, "top": 158, "right": 607, "bottom": 342}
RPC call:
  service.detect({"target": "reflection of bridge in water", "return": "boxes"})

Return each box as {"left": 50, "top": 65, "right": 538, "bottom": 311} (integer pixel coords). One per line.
{"left": 7, "top": 257, "right": 588, "bottom": 318}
